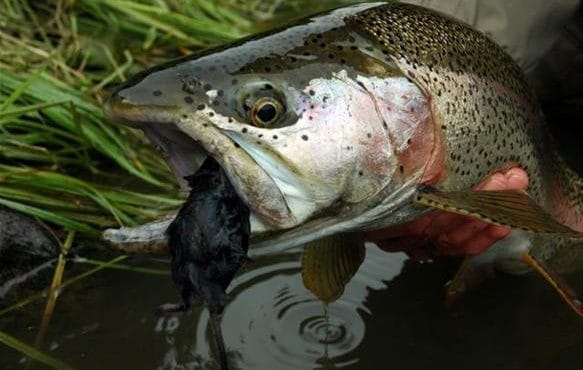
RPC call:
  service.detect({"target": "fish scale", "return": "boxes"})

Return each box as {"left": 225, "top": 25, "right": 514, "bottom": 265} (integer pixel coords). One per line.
{"left": 349, "top": 3, "right": 581, "bottom": 230}
{"left": 105, "top": 2, "right": 582, "bottom": 281}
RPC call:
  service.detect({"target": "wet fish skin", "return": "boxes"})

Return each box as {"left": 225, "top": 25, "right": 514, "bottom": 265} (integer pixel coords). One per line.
{"left": 104, "top": 2, "right": 582, "bottom": 258}
{"left": 105, "top": 2, "right": 425, "bottom": 241}
{"left": 347, "top": 3, "right": 583, "bottom": 259}
{"left": 342, "top": 3, "right": 581, "bottom": 245}
{"left": 166, "top": 157, "right": 250, "bottom": 314}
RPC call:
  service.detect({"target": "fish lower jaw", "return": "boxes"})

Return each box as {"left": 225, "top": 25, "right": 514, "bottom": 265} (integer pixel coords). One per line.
{"left": 173, "top": 117, "right": 300, "bottom": 229}
{"left": 248, "top": 196, "right": 318, "bottom": 233}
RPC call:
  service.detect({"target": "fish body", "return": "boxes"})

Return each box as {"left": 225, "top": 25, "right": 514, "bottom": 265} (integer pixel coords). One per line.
{"left": 104, "top": 3, "right": 582, "bottom": 262}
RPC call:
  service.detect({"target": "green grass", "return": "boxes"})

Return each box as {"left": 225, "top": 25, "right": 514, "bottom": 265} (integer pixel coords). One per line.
{"left": 0, "top": 329, "right": 75, "bottom": 370}
{"left": 0, "top": 0, "right": 363, "bottom": 237}
{"left": 0, "top": 1, "right": 371, "bottom": 366}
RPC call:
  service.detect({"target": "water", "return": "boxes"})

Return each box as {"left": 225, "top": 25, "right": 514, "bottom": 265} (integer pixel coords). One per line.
{"left": 1, "top": 242, "right": 582, "bottom": 370}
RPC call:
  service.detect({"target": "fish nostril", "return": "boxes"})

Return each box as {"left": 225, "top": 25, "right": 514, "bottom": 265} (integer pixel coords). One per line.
{"left": 103, "top": 93, "right": 124, "bottom": 121}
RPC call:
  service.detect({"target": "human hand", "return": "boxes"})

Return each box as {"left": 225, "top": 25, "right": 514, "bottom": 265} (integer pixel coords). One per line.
{"left": 365, "top": 167, "right": 529, "bottom": 260}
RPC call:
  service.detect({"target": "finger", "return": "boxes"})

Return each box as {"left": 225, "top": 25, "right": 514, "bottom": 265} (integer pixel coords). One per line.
{"left": 484, "top": 224, "right": 512, "bottom": 242}
{"left": 448, "top": 225, "right": 510, "bottom": 256}
{"left": 474, "top": 167, "right": 529, "bottom": 191}
{"left": 504, "top": 167, "right": 529, "bottom": 189}
{"left": 374, "top": 237, "right": 434, "bottom": 261}
{"left": 364, "top": 215, "right": 433, "bottom": 241}
{"left": 423, "top": 212, "right": 471, "bottom": 240}
{"left": 437, "top": 218, "right": 490, "bottom": 248}
{"left": 439, "top": 232, "right": 492, "bottom": 256}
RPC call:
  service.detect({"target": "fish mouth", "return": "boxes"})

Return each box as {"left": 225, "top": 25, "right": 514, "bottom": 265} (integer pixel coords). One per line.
{"left": 105, "top": 96, "right": 295, "bottom": 234}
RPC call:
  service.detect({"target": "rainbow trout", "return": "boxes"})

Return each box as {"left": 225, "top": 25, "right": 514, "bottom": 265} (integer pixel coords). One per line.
{"left": 104, "top": 3, "right": 583, "bottom": 314}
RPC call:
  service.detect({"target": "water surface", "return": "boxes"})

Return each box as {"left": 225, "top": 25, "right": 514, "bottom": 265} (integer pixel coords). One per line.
{"left": 1, "top": 243, "right": 582, "bottom": 370}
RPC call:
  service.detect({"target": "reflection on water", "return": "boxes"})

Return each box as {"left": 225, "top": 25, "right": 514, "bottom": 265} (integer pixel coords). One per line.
{"left": 161, "top": 244, "right": 405, "bottom": 369}
{"left": 0, "top": 244, "right": 582, "bottom": 370}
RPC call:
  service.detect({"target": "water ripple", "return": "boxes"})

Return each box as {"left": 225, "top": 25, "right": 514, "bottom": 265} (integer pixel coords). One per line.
{"left": 193, "top": 244, "right": 406, "bottom": 369}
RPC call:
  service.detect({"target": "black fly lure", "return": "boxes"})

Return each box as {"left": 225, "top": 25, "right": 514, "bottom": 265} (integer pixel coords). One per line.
{"left": 160, "top": 157, "right": 250, "bottom": 370}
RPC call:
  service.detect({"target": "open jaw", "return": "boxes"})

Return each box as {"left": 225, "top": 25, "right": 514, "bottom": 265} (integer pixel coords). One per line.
{"left": 103, "top": 96, "right": 424, "bottom": 250}
{"left": 125, "top": 117, "right": 421, "bottom": 250}
{"left": 177, "top": 115, "right": 303, "bottom": 232}
{"left": 152, "top": 122, "right": 303, "bottom": 235}
{"left": 103, "top": 99, "right": 301, "bottom": 236}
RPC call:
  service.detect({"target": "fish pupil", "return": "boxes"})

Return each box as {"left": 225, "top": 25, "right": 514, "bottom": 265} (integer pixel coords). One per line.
{"left": 257, "top": 103, "right": 277, "bottom": 123}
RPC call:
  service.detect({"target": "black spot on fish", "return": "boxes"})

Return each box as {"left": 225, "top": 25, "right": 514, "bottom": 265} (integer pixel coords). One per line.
{"left": 309, "top": 89, "right": 315, "bottom": 96}
{"left": 208, "top": 112, "right": 214, "bottom": 117}
{"left": 204, "top": 83, "right": 212, "bottom": 91}
{"left": 153, "top": 90, "right": 162, "bottom": 97}
{"left": 184, "top": 96, "right": 193, "bottom": 104}
{"left": 358, "top": 171, "right": 364, "bottom": 176}
{"left": 242, "top": 127, "right": 248, "bottom": 133}
{"left": 301, "top": 135, "right": 308, "bottom": 141}
{"left": 272, "top": 135, "right": 278, "bottom": 140}
{"left": 197, "top": 104, "right": 206, "bottom": 110}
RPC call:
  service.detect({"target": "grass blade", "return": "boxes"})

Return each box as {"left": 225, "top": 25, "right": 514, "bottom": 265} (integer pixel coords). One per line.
{"left": 0, "top": 330, "right": 75, "bottom": 370}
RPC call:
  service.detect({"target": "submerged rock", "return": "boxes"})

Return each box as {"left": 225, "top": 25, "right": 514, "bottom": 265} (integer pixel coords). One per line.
{"left": 0, "top": 206, "right": 59, "bottom": 284}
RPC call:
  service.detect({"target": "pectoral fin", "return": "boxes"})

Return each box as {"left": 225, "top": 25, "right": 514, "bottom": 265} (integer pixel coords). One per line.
{"left": 301, "top": 234, "right": 366, "bottom": 303}
{"left": 414, "top": 188, "right": 582, "bottom": 237}
{"left": 522, "top": 252, "right": 583, "bottom": 317}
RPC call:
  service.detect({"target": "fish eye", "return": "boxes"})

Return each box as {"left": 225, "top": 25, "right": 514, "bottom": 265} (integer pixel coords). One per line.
{"left": 250, "top": 97, "right": 284, "bottom": 127}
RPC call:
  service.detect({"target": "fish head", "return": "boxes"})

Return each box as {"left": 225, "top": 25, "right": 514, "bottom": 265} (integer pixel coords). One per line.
{"left": 105, "top": 3, "right": 438, "bottom": 246}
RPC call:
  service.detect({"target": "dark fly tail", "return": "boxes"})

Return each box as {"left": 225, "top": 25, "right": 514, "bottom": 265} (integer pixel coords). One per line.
{"left": 209, "top": 312, "right": 229, "bottom": 370}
